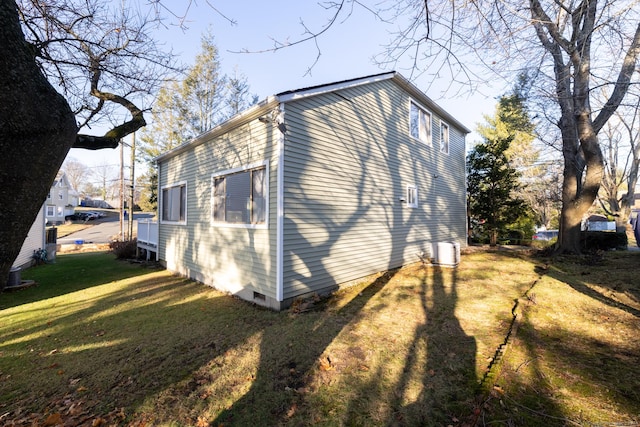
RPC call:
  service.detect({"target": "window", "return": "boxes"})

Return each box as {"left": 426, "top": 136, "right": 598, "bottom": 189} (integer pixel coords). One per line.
{"left": 213, "top": 166, "right": 267, "bottom": 226}
{"left": 407, "top": 185, "right": 418, "bottom": 208}
{"left": 161, "top": 183, "right": 186, "bottom": 223}
{"left": 58, "top": 193, "right": 64, "bottom": 200}
{"left": 47, "top": 192, "right": 51, "bottom": 199}
{"left": 410, "top": 101, "right": 431, "bottom": 145}
{"left": 46, "top": 205, "right": 55, "bottom": 216}
{"left": 440, "top": 122, "right": 450, "bottom": 154}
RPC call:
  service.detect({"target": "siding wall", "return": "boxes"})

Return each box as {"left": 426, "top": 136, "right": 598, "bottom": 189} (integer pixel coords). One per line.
{"left": 13, "top": 205, "right": 45, "bottom": 269}
{"left": 158, "top": 118, "right": 279, "bottom": 301}
{"left": 281, "top": 79, "right": 466, "bottom": 299}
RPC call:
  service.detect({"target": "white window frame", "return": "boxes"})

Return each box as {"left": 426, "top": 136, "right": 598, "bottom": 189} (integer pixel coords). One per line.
{"left": 440, "top": 122, "right": 450, "bottom": 155}
{"left": 160, "top": 181, "right": 187, "bottom": 225}
{"left": 409, "top": 100, "right": 432, "bottom": 145}
{"left": 406, "top": 185, "right": 418, "bottom": 208}
{"left": 46, "top": 205, "right": 55, "bottom": 217}
{"left": 211, "top": 161, "right": 269, "bottom": 229}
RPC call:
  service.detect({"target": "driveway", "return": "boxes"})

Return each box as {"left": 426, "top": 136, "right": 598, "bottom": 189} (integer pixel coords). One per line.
{"left": 57, "top": 212, "right": 154, "bottom": 244}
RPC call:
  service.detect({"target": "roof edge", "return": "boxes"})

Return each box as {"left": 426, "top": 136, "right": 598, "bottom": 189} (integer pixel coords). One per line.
{"left": 276, "top": 72, "right": 396, "bottom": 103}
{"left": 391, "top": 74, "right": 472, "bottom": 134}
{"left": 155, "top": 96, "right": 279, "bottom": 163}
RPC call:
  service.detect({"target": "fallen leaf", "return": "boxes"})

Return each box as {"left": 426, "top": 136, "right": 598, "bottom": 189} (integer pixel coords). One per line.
{"left": 286, "top": 403, "right": 297, "bottom": 418}
{"left": 43, "top": 413, "right": 63, "bottom": 426}
{"left": 92, "top": 418, "right": 106, "bottom": 426}
{"left": 319, "top": 356, "right": 333, "bottom": 371}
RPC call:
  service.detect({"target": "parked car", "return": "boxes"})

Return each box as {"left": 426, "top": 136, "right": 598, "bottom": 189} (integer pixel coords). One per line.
{"left": 532, "top": 230, "right": 559, "bottom": 241}
{"left": 64, "top": 211, "right": 105, "bottom": 222}
{"left": 86, "top": 211, "right": 104, "bottom": 219}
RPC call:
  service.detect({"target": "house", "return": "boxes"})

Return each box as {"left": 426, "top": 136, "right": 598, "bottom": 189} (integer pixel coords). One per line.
{"left": 12, "top": 205, "right": 46, "bottom": 269}
{"left": 154, "top": 72, "right": 470, "bottom": 310}
{"left": 46, "top": 172, "right": 79, "bottom": 224}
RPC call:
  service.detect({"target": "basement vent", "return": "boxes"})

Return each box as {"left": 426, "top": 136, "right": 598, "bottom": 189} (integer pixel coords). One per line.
{"left": 253, "top": 291, "right": 266, "bottom": 301}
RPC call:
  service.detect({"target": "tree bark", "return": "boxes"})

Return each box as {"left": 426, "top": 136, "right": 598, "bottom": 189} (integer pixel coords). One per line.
{"left": 530, "top": 0, "right": 640, "bottom": 253}
{"left": 0, "top": 1, "right": 77, "bottom": 287}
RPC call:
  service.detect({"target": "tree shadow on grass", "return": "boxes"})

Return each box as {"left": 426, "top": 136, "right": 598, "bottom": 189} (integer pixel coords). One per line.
{"left": 482, "top": 253, "right": 640, "bottom": 425}
{"left": 0, "top": 268, "right": 275, "bottom": 423}
{"left": 211, "top": 269, "right": 395, "bottom": 426}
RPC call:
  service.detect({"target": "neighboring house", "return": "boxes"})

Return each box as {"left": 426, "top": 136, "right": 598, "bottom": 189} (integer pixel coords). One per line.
{"left": 155, "top": 72, "right": 470, "bottom": 310}
{"left": 46, "top": 172, "right": 79, "bottom": 224}
{"left": 13, "top": 204, "right": 46, "bottom": 269}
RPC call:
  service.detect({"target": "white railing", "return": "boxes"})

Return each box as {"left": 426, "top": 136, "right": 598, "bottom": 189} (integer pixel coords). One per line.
{"left": 137, "top": 219, "right": 158, "bottom": 247}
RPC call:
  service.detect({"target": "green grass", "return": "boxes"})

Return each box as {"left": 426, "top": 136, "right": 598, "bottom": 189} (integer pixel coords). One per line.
{"left": 0, "top": 250, "right": 638, "bottom": 426}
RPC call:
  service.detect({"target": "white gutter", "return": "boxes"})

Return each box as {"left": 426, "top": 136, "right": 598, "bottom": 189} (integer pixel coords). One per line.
{"left": 276, "top": 102, "right": 285, "bottom": 302}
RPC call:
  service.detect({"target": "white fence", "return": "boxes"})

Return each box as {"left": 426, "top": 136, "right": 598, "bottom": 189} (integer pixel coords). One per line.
{"left": 137, "top": 219, "right": 158, "bottom": 260}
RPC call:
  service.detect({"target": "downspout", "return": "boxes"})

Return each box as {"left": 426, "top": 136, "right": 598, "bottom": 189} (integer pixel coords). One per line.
{"left": 276, "top": 102, "right": 285, "bottom": 302}
{"left": 156, "top": 160, "right": 161, "bottom": 261}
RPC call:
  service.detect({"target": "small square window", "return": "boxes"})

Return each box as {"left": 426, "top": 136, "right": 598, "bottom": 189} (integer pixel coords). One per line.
{"left": 407, "top": 185, "right": 418, "bottom": 208}
{"left": 440, "top": 122, "right": 450, "bottom": 154}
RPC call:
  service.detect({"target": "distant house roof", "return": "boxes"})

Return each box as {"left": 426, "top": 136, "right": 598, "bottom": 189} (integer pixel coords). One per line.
{"left": 156, "top": 72, "right": 471, "bottom": 163}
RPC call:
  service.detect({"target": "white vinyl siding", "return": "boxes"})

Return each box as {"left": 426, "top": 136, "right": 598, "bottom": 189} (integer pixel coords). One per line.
{"left": 13, "top": 206, "right": 45, "bottom": 268}
{"left": 281, "top": 79, "right": 466, "bottom": 299}
{"left": 157, "top": 118, "right": 278, "bottom": 301}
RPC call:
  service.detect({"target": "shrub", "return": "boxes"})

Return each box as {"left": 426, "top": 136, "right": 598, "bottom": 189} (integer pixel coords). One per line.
{"left": 109, "top": 239, "right": 138, "bottom": 259}
{"left": 581, "top": 231, "right": 627, "bottom": 251}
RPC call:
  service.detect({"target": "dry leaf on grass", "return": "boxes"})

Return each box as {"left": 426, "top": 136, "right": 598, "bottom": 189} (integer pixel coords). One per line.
{"left": 43, "top": 412, "right": 63, "bottom": 426}
{"left": 318, "top": 356, "right": 333, "bottom": 371}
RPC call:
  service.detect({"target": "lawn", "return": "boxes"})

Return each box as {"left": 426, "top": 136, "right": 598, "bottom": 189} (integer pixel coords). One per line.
{"left": 0, "top": 250, "right": 638, "bottom": 426}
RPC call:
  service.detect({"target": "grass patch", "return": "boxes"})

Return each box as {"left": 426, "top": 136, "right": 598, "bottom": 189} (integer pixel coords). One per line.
{"left": 484, "top": 251, "right": 640, "bottom": 426}
{"left": 0, "top": 250, "right": 638, "bottom": 426}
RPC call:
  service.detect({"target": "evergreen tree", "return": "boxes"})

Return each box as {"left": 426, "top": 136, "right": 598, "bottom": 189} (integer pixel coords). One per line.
{"left": 467, "top": 93, "right": 534, "bottom": 246}
{"left": 138, "top": 31, "right": 258, "bottom": 213}
{"left": 225, "top": 66, "right": 260, "bottom": 118}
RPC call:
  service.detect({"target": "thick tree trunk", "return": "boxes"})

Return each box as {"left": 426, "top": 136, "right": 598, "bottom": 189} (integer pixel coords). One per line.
{"left": 0, "top": 2, "right": 77, "bottom": 288}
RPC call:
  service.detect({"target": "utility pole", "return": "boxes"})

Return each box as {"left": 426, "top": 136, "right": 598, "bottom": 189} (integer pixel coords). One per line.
{"left": 128, "top": 132, "right": 135, "bottom": 241}
{"left": 119, "top": 139, "right": 125, "bottom": 240}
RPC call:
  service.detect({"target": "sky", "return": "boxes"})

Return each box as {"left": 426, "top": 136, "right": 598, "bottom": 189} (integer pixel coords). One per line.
{"left": 67, "top": 0, "right": 504, "bottom": 174}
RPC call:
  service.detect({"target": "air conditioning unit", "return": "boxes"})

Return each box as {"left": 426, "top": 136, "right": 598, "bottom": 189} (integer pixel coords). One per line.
{"left": 434, "top": 242, "right": 460, "bottom": 267}
{"left": 8, "top": 267, "right": 21, "bottom": 287}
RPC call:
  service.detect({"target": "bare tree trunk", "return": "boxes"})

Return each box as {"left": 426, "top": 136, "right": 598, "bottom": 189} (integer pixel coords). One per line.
{"left": 0, "top": 1, "right": 77, "bottom": 287}
{"left": 531, "top": 1, "right": 639, "bottom": 253}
